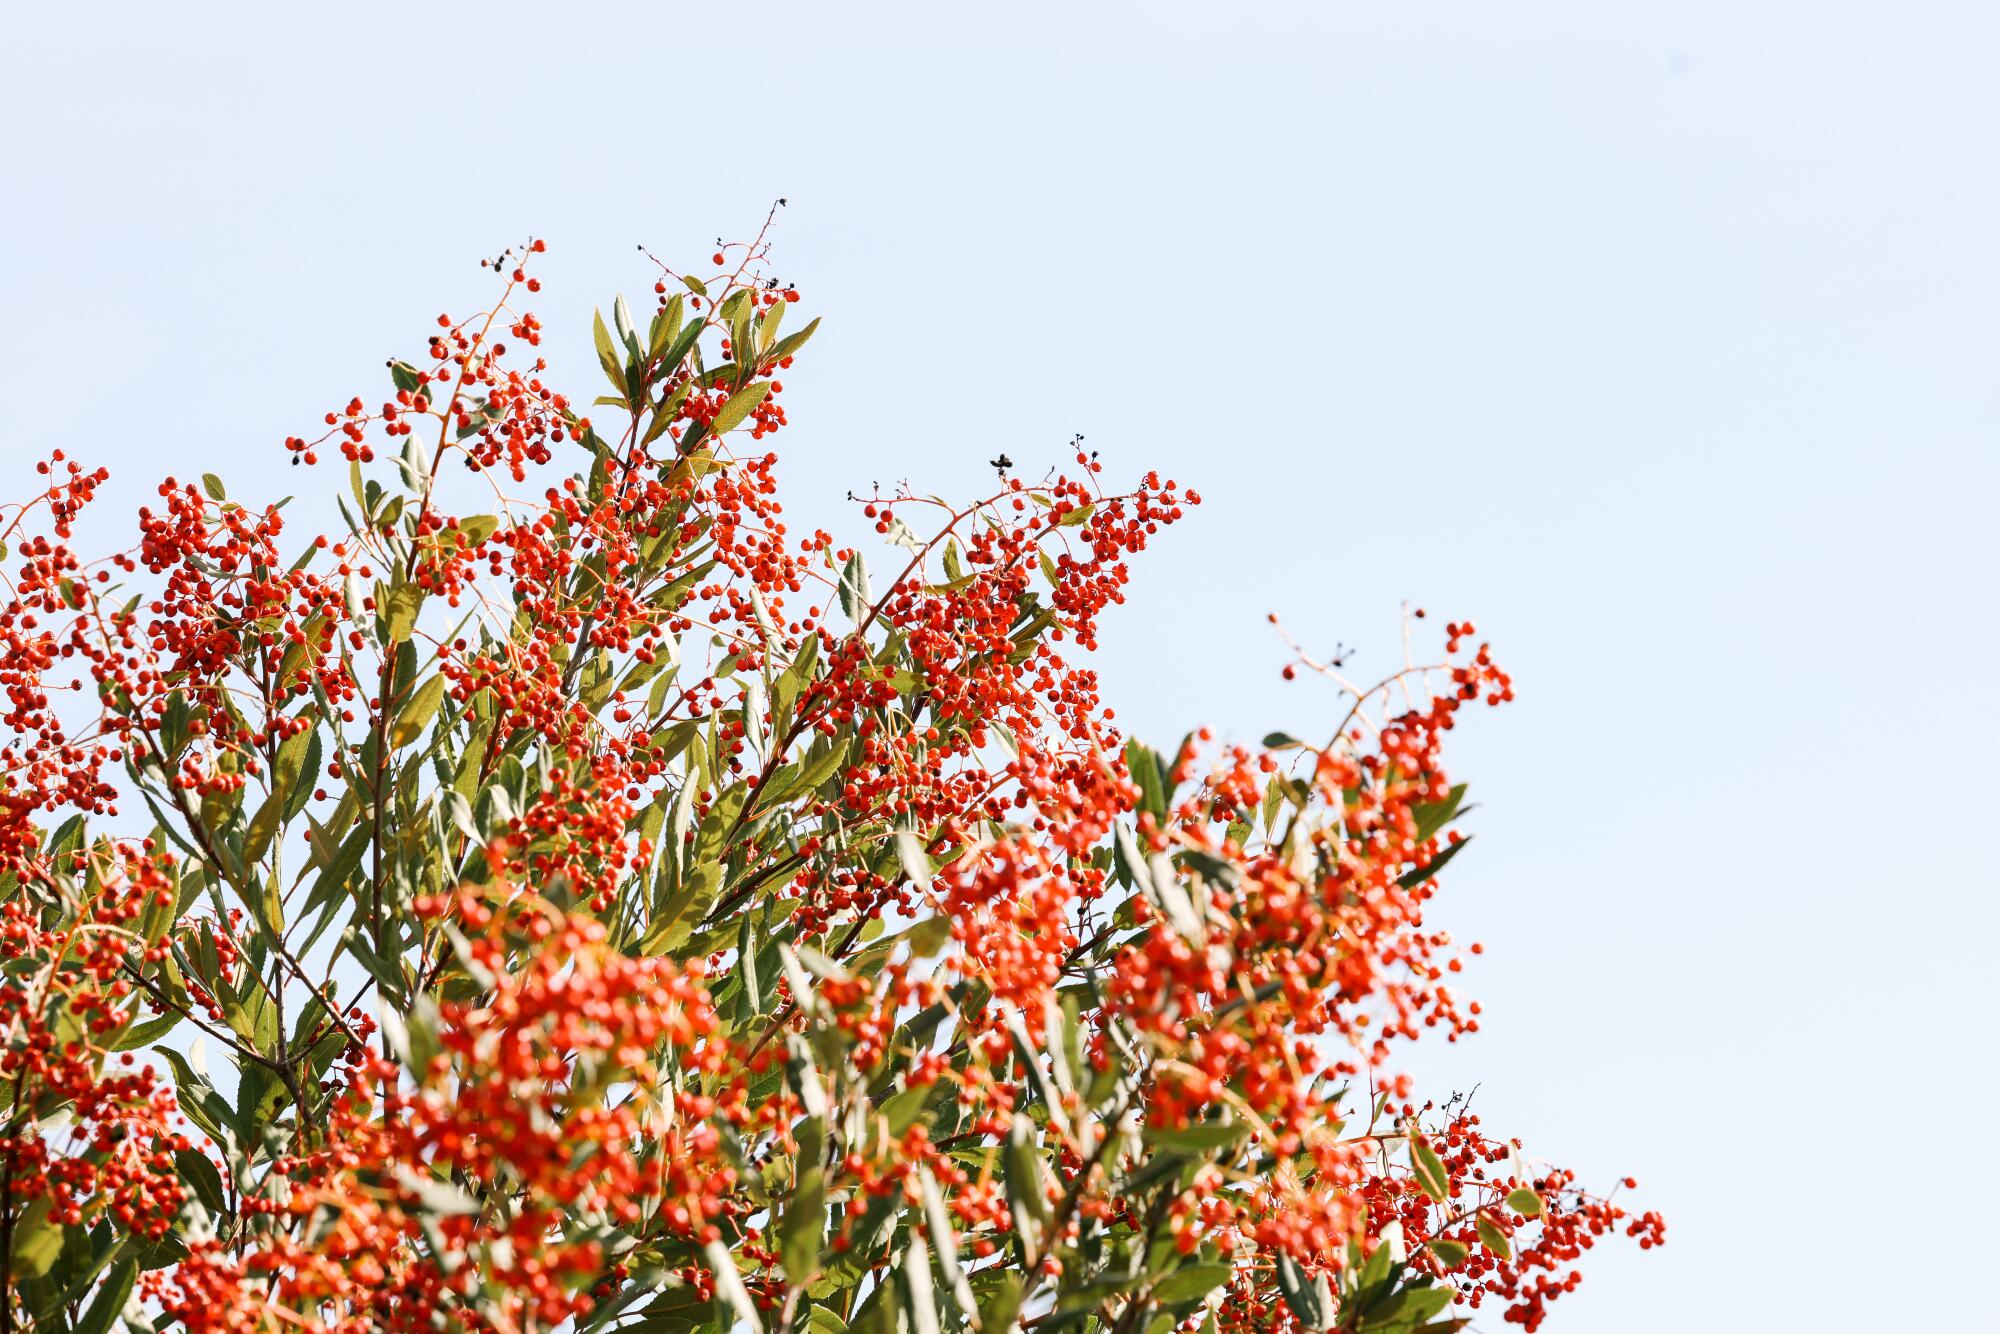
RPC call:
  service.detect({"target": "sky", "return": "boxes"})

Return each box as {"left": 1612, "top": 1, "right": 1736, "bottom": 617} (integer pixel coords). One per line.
{"left": 4, "top": 3, "right": 1997, "bottom": 1329}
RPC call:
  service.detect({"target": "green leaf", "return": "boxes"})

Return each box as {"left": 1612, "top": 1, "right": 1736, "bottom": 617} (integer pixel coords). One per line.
{"left": 1411, "top": 1133, "right": 1451, "bottom": 1203}
{"left": 454, "top": 397, "right": 502, "bottom": 440}
{"left": 6, "top": 1198, "right": 62, "bottom": 1279}
{"left": 710, "top": 381, "right": 772, "bottom": 436}
{"left": 1397, "top": 835, "right": 1470, "bottom": 889}
{"left": 301, "top": 822, "right": 370, "bottom": 938}
{"left": 979, "top": 1273, "right": 1024, "bottom": 1333}
{"left": 649, "top": 294, "right": 685, "bottom": 356}
{"left": 917, "top": 1169, "right": 978, "bottom": 1316}
{"left": 393, "top": 1165, "right": 481, "bottom": 1216}
{"left": 1475, "top": 1211, "right": 1512, "bottom": 1259}
{"left": 235, "top": 1060, "right": 287, "bottom": 1142}
{"left": 878, "top": 1084, "right": 933, "bottom": 1138}
{"left": 703, "top": 1238, "right": 765, "bottom": 1333}
{"left": 734, "top": 910, "right": 765, "bottom": 1022}
{"left": 1358, "top": 1234, "right": 1397, "bottom": 1294}
{"left": 1004, "top": 1115, "right": 1049, "bottom": 1225}
{"left": 284, "top": 730, "right": 322, "bottom": 823}
{"left": 1426, "top": 1237, "right": 1469, "bottom": 1268}
{"left": 784, "top": 1033, "right": 833, "bottom": 1120}
{"left": 1361, "top": 1284, "right": 1455, "bottom": 1329}
{"left": 894, "top": 829, "right": 932, "bottom": 893}
{"left": 1153, "top": 1263, "right": 1232, "bottom": 1304}
{"left": 1125, "top": 737, "right": 1171, "bottom": 823}
{"left": 242, "top": 793, "right": 284, "bottom": 868}
{"left": 656, "top": 317, "right": 707, "bottom": 379}
{"left": 70, "top": 1257, "right": 136, "bottom": 1334}
{"left": 907, "top": 914, "right": 951, "bottom": 958}
{"left": 1411, "top": 783, "right": 1468, "bottom": 844}
{"left": 593, "top": 308, "right": 628, "bottom": 397}
{"left": 155, "top": 1047, "right": 234, "bottom": 1147}
{"left": 111, "top": 1011, "right": 181, "bottom": 1051}
{"left": 640, "top": 861, "right": 721, "bottom": 956}
{"left": 793, "top": 738, "right": 850, "bottom": 797}
{"left": 838, "top": 552, "right": 871, "bottom": 624}
{"left": 756, "top": 297, "right": 786, "bottom": 353}
{"left": 614, "top": 294, "right": 640, "bottom": 354}
{"left": 1274, "top": 1253, "right": 1330, "bottom": 1331}
{"left": 457, "top": 513, "right": 500, "bottom": 546}
{"left": 201, "top": 473, "right": 226, "bottom": 502}
{"left": 391, "top": 674, "right": 447, "bottom": 749}
{"left": 1141, "top": 1119, "right": 1251, "bottom": 1153}
{"left": 765, "top": 316, "right": 821, "bottom": 365}
{"left": 176, "top": 1148, "right": 227, "bottom": 1217}
{"left": 780, "top": 1163, "right": 826, "bottom": 1284}
{"left": 693, "top": 783, "right": 749, "bottom": 864}
{"left": 45, "top": 813, "right": 85, "bottom": 863}
{"left": 243, "top": 724, "right": 315, "bottom": 864}
{"left": 339, "top": 923, "right": 407, "bottom": 1006}
{"left": 1506, "top": 1186, "right": 1543, "bottom": 1218}
{"left": 382, "top": 585, "right": 424, "bottom": 643}
{"left": 903, "top": 1235, "right": 940, "bottom": 1334}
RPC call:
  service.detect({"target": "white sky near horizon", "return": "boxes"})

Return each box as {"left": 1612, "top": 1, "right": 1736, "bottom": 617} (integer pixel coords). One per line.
{"left": 4, "top": 3, "right": 1998, "bottom": 1329}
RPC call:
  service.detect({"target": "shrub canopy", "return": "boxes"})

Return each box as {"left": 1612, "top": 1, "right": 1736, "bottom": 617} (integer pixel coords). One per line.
{"left": 0, "top": 224, "right": 1659, "bottom": 1334}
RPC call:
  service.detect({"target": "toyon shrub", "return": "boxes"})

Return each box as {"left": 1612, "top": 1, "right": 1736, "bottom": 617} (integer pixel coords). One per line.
{"left": 0, "top": 217, "right": 1660, "bottom": 1334}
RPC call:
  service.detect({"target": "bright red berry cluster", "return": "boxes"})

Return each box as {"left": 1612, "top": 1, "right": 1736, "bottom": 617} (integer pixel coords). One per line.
{"left": 0, "top": 220, "right": 1657, "bottom": 1333}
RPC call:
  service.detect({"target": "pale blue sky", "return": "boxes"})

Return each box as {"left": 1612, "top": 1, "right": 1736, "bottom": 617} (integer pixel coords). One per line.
{"left": 5, "top": 3, "right": 1996, "bottom": 1329}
